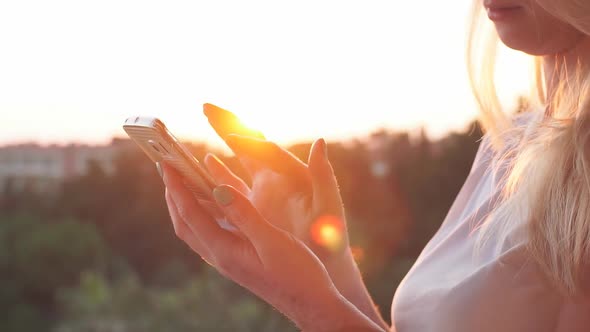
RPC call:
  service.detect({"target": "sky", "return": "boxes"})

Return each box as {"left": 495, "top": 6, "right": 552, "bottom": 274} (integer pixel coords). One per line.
{"left": 0, "top": 0, "right": 532, "bottom": 148}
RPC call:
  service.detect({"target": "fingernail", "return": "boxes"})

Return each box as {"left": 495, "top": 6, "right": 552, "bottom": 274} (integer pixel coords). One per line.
{"left": 156, "top": 162, "right": 163, "bottom": 178}
{"left": 213, "top": 186, "right": 234, "bottom": 206}
{"left": 319, "top": 138, "right": 328, "bottom": 158}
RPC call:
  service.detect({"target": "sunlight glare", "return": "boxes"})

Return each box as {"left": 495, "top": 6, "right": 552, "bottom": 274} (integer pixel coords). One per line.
{"left": 234, "top": 110, "right": 267, "bottom": 136}
{"left": 310, "top": 215, "right": 345, "bottom": 252}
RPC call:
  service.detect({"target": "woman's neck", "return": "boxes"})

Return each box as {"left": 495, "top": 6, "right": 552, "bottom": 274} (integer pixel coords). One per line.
{"left": 543, "top": 36, "right": 590, "bottom": 103}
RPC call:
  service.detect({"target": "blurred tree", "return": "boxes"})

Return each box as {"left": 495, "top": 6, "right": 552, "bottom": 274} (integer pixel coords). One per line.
{"left": 55, "top": 146, "right": 199, "bottom": 281}
{"left": 54, "top": 267, "right": 297, "bottom": 332}
{"left": 0, "top": 120, "right": 487, "bottom": 330}
{"left": 393, "top": 120, "right": 483, "bottom": 256}
{"left": 0, "top": 214, "right": 109, "bottom": 332}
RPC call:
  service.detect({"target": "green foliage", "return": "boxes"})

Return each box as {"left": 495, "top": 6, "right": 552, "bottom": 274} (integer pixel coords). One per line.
{"left": 392, "top": 122, "right": 483, "bottom": 255}
{"left": 0, "top": 214, "right": 110, "bottom": 332}
{"left": 55, "top": 147, "right": 199, "bottom": 280}
{"left": 54, "top": 268, "right": 297, "bottom": 332}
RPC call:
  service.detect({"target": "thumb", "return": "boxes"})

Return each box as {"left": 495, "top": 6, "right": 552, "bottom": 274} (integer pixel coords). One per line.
{"left": 308, "top": 139, "right": 345, "bottom": 219}
{"left": 307, "top": 139, "right": 348, "bottom": 255}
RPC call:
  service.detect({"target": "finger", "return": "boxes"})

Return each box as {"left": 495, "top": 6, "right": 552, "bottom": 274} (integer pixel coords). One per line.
{"left": 204, "top": 153, "right": 250, "bottom": 195}
{"left": 308, "top": 138, "right": 344, "bottom": 218}
{"left": 212, "top": 184, "right": 279, "bottom": 252}
{"left": 225, "top": 134, "right": 312, "bottom": 191}
{"left": 307, "top": 139, "right": 348, "bottom": 255}
{"left": 162, "top": 164, "right": 238, "bottom": 254}
{"left": 203, "top": 103, "right": 265, "bottom": 141}
{"left": 165, "top": 189, "right": 214, "bottom": 262}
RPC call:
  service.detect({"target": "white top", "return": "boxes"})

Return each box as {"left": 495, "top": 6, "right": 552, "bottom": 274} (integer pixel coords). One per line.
{"left": 391, "top": 112, "right": 590, "bottom": 332}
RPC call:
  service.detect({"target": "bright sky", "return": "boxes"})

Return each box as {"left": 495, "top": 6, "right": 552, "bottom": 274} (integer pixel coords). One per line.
{"left": 0, "top": 0, "right": 532, "bottom": 148}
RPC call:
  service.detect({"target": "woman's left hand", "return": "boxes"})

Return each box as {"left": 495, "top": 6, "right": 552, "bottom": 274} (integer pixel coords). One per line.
{"left": 161, "top": 164, "right": 382, "bottom": 332}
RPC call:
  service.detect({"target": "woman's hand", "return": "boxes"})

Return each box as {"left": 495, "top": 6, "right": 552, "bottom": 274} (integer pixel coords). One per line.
{"left": 206, "top": 136, "right": 348, "bottom": 260}
{"left": 202, "top": 103, "right": 349, "bottom": 262}
{"left": 202, "top": 103, "right": 390, "bottom": 330}
{"left": 161, "top": 164, "right": 384, "bottom": 332}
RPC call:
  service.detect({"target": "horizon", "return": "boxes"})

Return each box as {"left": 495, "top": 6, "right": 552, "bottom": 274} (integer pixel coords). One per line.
{"left": 0, "top": 115, "right": 482, "bottom": 150}
{"left": 1, "top": 0, "right": 532, "bottom": 149}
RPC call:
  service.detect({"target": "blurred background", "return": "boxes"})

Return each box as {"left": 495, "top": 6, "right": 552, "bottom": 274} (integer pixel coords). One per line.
{"left": 1, "top": 0, "right": 531, "bottom": 331}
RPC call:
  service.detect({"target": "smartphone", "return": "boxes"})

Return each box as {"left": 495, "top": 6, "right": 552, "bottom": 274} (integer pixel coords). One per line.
{"left": 123, "top": 116, "right": 235, "bottom": 231}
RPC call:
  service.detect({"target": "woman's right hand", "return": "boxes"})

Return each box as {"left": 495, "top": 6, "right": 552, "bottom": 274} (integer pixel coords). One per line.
{"left": 202, "top": 103, "right": 390, "bottom": 330}
{"left": 162, "top": 164, "right": 385, "bottom": 332}
{"left": 202, "top": 103, "right": 350, "bottom": 263}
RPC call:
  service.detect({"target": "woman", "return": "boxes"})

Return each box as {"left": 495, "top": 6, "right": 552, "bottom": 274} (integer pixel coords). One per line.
{"left": 159, "top": 0, "right": 590, "bottom": 330}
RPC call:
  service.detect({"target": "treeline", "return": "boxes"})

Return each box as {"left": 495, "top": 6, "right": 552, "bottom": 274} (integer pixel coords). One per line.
{"left": 0, "top": 121, "right": 483, "bottom": 331}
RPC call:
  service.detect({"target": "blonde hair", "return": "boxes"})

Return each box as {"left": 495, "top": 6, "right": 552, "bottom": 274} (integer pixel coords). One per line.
{"left": 467, "top": 0, "right": 590, "bottom": 295}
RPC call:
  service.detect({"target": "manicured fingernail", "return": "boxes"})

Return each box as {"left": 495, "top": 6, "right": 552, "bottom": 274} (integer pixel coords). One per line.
{"left": 213, "top": 186, "right": 234, "bottom": 206}
{"left": 156, "top": 162, "right": 163, "bottom": 178}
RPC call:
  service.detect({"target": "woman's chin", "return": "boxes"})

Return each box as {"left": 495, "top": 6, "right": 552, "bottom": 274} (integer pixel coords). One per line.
{"left": 497, "top": 29, "right": 565, "bottom": 56}
{"left": 493, "top": 16, "right": 587, "bottom": 57}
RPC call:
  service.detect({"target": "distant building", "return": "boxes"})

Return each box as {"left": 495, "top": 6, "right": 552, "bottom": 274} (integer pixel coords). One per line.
{"left": 0, "top": 140, "right": 127, "bottom": 195}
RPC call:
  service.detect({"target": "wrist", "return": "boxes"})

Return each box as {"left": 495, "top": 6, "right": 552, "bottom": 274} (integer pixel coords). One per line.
{"left": 322, "top": 249, "right": 390, "bottom": 331}
{"left": 297, "top": 288, "right": 385, "bottom": 332}
{"left": 315, "top": 246, "right": 359, "bottom": 294}
{"left": 324, "top": 246, "right": 355, "bottom": 269}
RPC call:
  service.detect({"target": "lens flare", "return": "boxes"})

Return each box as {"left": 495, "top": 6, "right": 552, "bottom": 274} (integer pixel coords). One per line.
{"left": 310, "top": 215, "right": 344, "bottom": 252}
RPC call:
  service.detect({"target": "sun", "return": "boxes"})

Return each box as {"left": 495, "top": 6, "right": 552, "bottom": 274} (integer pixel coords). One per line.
{"left": 229, "top": 105, "right": 317, "bottom": 145}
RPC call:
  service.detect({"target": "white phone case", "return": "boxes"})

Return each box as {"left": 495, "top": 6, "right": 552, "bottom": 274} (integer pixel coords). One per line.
{"left": 123, "top": 116, "right": 235, "bottom": 231}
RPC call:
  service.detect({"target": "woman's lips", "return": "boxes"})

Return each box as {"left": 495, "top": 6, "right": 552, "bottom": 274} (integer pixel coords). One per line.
{"left": 485, "top": 5, "right": 523, "bottom": 21}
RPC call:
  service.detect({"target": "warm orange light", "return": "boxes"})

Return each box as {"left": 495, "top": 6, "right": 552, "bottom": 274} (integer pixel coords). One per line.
{"left": 310, "top": 215, "right": 345, "bottom": 252}
{"left": 225, "top": 115, "right": 264, "bottom": 139}
{"left": 320, "top": 224, "right": 338, "bottom": 242}
{"left": 235, "top": 113, "right": 265, "bottom": 137}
